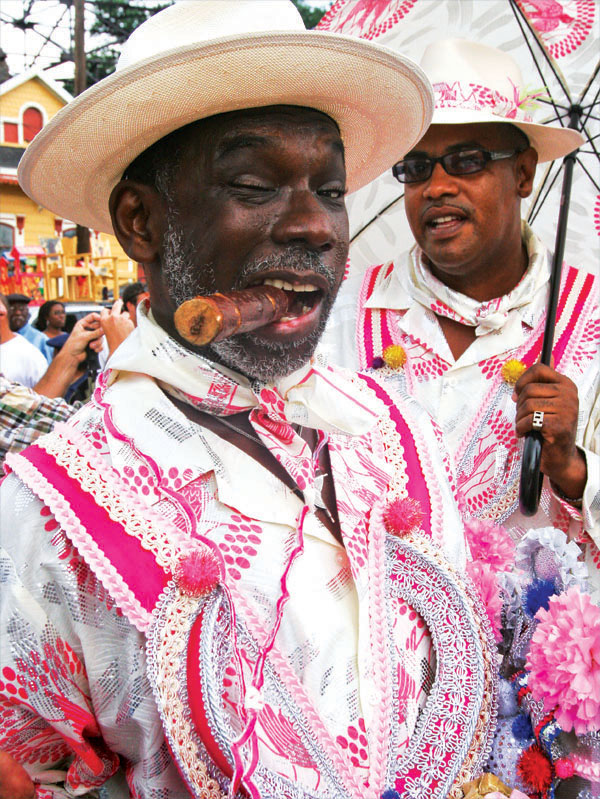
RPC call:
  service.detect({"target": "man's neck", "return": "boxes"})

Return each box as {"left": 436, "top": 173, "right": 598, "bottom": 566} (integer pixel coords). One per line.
{"left": 427, "top": 242, "right": 529, "bottom": 303}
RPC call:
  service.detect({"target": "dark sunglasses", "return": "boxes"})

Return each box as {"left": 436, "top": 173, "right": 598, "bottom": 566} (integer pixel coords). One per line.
{"left": 392, "top": 147, "right": 523, "bottom": 184}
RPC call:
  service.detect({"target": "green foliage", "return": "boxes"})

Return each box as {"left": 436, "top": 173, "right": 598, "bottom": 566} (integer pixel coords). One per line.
{"left": 63, "top": 0, "right": 331, "bottom": 90}
{"left": 291, "top": 1, "right": 330, "bottom": 29}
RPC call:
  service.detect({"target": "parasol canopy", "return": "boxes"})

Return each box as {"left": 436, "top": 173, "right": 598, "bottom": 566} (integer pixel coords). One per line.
{"left": 318, "top": 0, "right": 599, "bottom": 276}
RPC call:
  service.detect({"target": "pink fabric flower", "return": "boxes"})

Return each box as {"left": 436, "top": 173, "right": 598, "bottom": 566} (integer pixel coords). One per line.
{"left": 464, "top": 518, "right": 515, "bottom": 573}
{"left": 466, "top": 560, "right": 502, "bottom": 642}
{"left": 526, "top": 586, "right": 600, "bottom": 735}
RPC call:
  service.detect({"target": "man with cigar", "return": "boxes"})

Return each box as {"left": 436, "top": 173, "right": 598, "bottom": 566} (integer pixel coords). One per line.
{"left": 0, "top": 5, "right": 506, "bottom": 798}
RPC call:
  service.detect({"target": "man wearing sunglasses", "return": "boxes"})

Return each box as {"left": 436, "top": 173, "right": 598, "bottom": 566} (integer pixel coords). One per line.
{"left": 323, "top": 39, "right": 599, "bottom": 591}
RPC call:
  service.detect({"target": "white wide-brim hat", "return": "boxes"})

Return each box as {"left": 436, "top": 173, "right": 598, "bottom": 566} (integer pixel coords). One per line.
{"left": 420, "top": 38, "right": 583, "bottom": 163}
{"left": 18, "top": 0, "right": 433, "bottom": 235}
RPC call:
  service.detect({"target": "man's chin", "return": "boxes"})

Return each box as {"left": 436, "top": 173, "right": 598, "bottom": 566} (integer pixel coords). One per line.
{"left": 207, "top": 330, "right": 320, "bottom": 384}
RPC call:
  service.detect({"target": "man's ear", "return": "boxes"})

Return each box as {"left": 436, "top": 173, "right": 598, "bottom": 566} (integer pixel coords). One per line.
{"left": 516, "top": 147, "right": 538, "bottom": 199}
{"left": 109, "top": 180, "right": 165, "bottom": 263}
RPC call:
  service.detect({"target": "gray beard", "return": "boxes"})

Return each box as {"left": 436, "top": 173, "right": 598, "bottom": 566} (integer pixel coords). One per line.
{"left": 161, "top": 217, "right": 337, "bottom": 383}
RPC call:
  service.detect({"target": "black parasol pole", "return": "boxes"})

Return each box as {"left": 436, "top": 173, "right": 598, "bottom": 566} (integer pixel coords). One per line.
{"left": 519, "top": 105, "right": 583, "bottom": 516}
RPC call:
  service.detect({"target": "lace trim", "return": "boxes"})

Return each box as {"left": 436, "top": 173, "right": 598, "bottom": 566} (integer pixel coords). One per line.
{"left": 364, "top": 500, "right": 392, "bottom": 789}
{"left": 146, "top": 585, "right": 226, "bottom": 798}
{"left": 42, "top": 424, "right": 191, "bottom": 571}
{"left": 7, "top": 451, "right": 152, "bottom": 633}
{"left": 386, "top": 534, "right": 497, "bottom": 797}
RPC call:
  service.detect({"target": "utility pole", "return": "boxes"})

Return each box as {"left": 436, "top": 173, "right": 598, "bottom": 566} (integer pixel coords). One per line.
{"left": 74, "top": 0, "right": 87, "bottom": 96}
{"left": 74, "top": 0, "right": 90, "bottom": 253}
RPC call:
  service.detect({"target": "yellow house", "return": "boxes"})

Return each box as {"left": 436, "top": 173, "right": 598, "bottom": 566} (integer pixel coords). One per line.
{"left": 0, "top": 69, "right": 137, "bottom": 298}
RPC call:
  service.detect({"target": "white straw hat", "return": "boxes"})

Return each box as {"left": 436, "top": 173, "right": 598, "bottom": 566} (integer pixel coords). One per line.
{"left": 18, "top": 0, "right": 433, "bottom": 234}
{"left": 420, "top": 38, "right": 583, "bottom": 162}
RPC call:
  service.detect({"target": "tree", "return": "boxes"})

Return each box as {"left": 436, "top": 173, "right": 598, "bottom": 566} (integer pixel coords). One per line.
{"left": 61, "top": 0, "right": 331, "bottom": 91}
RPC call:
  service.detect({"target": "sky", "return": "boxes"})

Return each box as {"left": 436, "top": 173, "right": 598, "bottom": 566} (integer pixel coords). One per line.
{"left": 0, "top": 1, "right": 331, "bottom": 83}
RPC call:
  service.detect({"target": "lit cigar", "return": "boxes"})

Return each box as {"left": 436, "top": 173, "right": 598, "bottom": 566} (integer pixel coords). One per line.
{"left": 174, "top": 285, "right": 290, "bottom": 346}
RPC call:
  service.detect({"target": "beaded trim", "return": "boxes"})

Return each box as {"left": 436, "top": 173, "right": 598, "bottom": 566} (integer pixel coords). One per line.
{"left": 147, "top": 534, "right": 496, "bottom": 798}
{"left": 146, "top": 584, "right": 226, "bottom": 798}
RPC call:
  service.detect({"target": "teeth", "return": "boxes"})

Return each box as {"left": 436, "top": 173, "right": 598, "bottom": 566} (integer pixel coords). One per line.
{"left": 431, "top": 215, "right": 461, "bottom": 225}
{"left": 263, "top": 278, "right": 318, "bottom": 292}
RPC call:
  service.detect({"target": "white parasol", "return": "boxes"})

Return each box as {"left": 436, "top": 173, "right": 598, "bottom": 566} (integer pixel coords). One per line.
{"left": 317, "top": 0, "right": 599, "bottom": 276}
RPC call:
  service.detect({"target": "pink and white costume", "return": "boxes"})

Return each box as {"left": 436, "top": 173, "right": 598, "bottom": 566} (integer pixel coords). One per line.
{"left": 320, "top": 224, "right": 600, "bottom": 593}
{"left": 0, "top": 307, "right": 496, "bottom": 798}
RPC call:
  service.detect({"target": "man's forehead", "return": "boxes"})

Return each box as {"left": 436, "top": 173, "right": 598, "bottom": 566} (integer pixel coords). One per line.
{"left": 411, "top": 122, "right": 515, "bottom": 153}
{"left": 193, "top": 105, "right": 343, "bottom": 154}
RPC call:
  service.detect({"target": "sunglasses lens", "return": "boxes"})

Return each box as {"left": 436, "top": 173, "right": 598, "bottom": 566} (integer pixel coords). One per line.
{"left": 396, "top": 158, "right": 432, "bottom": 183}
{"left": 445, "top": 150, "right": 487, "bottom": 175}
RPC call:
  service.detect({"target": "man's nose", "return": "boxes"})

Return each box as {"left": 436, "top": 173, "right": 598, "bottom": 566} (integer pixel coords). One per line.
{"left": 422, "top": 161, "right": 459, "bottom": 199}
{"left": 271, "top": 188, "right": 336, "bottom": 251}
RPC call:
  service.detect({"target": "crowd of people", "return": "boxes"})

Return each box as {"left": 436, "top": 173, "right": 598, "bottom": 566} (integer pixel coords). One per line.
{"left": 0, "top": 2, "right": 597, "bottom": 799}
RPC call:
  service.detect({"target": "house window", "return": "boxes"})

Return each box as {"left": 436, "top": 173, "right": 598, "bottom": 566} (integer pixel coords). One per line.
{"left": 0, "top": 223, "right": 14, "bottom": 251}
{"left": 22, "top": 107, "right": 43, "bottom": 142}
{"left": 3, "top": 122, "right": 18, "bottom": 143}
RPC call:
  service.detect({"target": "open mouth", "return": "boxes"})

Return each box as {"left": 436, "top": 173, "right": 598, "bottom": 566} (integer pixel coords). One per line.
{"left": 429, "top": 214, "right": 463, "bottom": 228}
{"left": 424, "top": 208, "right": 468, "bottom": 236}
{"left": 257, "top": 277, "right": 324, "bottom": 323}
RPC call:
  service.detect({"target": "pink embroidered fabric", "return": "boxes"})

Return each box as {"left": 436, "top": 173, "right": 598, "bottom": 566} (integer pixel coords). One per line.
{"left": 0, "top": 316, "right": 480, "bottom": 797}
{"left": 320, "top": 225, "right": 600, "bottom": 596}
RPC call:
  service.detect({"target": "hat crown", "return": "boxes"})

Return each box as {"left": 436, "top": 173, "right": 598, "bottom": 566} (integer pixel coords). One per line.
{"left": 420, "top": 38, "right": 524, "bottom": 101}
{"left": 117, "top": 0, "right": 306, "bottom": 71}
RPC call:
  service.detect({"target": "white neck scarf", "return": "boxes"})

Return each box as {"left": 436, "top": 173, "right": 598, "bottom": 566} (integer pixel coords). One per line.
{"left": 108, "top": 305, "right": 379, "bottom": 505}
{"left": 406, "top": 222, "right": 549, "bottom": 336}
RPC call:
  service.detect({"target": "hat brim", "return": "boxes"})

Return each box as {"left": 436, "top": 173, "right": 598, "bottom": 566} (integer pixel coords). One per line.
{"left": 431, "top": 108, "right": 584, "bottom": 163}
{"left": 18, "top": 31, "right": 432, "bottom": 234}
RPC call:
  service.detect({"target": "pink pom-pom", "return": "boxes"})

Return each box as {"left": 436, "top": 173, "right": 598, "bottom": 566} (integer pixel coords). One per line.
{"left": 526, "top": 586, "right": 600, "bottom": 735}
{"left": 555, "top": 757, "right": 575, "bottom": 779}
{"left": 466, "top": 560, "right": 503, "bottom": 642}
{"left": 464, "top": 518, "right": 515, "bottom": 572}
{"left": 174, "top": 548, "right": 220, "bottom": 597}
{"left": 384, "top": 497, "right": 423, "bottom": 536}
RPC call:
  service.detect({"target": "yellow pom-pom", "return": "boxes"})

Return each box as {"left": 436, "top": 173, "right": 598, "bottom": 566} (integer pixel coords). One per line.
{"left": 501, "top": 359, "right": 527, "bottom": 385}
{"left": 382, "top": 345, "right": 407, "bottom": 369}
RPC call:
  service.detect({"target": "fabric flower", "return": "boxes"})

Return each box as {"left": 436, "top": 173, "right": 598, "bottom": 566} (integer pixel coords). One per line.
{"left": 466, "top": 560, "right": 502, "bottom": 642}
{"left": 515, "top": 527, "right": 588, "bottom": 588}
{"left": 526, "top": 586, "right": 600, "bottom": 735}
{"left": 464, "top": 518, "right": 515, "bottom": 573}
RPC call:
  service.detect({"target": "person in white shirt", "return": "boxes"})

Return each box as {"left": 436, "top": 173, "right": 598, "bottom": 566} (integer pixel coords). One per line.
{"left": 0, "top": 5, "right": 513, "bottom": 799}
{"left": 0, "top": 293, "right": 48, "bottom": 387}
{"left": 322, "top": 39, "right": 599, "bottom": 591}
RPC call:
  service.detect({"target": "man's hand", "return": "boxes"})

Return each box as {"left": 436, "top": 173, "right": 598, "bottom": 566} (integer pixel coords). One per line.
{"left": 100, "top": 299, "right": 134, "bottom": 356}
{"left": 34, "top": 313, "right": 104, "bottom": 399}
{"left": 513, "top": 363, "right": 586, "bottom": 500}
{"left": 0, "top": 751, "right": 35, "bottom": 799}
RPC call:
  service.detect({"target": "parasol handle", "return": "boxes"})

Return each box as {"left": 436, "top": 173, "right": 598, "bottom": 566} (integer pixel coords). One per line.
{"left": 519, "top": 106, "right": 582, "bottom": 516}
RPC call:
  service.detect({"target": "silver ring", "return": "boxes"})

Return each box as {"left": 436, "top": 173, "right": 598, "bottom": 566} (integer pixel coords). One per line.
{"left": 532, "top": 411, "right": 544, "bottom": 430}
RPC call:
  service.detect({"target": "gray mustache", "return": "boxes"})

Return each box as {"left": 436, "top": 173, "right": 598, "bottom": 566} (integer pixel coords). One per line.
{"left": 234, "top": 247, "right": 335, "bottom": 290}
